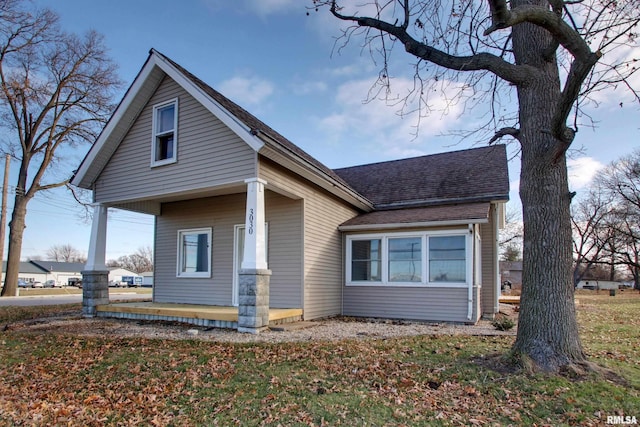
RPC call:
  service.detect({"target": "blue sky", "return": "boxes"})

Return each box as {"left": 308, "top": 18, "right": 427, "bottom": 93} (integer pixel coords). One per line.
{"left": 4, "top": 0, "right": 638, "bottom": 261}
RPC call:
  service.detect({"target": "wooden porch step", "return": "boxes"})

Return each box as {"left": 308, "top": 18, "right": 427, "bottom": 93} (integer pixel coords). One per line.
{"left": 96, "top": 302, "right": 303, "bottom": 329}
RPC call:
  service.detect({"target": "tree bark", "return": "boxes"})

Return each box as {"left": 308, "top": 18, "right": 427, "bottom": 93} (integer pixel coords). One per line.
{"left": 1, "top": 195, "right": 28, "bottom": 296}
{"left": 510, "top": 2, "right": 585, "bottom": 370}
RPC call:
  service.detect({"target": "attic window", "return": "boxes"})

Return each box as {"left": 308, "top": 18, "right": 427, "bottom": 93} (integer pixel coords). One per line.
{"left": 151, "top": 98, "right": 178, "bottom": 166}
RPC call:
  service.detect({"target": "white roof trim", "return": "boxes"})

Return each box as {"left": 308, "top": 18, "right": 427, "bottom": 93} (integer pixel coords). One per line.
{"left": 72, "top": 55, "right": 160, "bottom": 187}
{"left": 338, "top": 218, "right": 488, "bottom": 232}
{"left": 72, "top": 50, "right": 264, "bottom": 188}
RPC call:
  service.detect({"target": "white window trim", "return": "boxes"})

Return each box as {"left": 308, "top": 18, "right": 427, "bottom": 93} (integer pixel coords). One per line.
{"left": 346, "top": 229, "right": 472, "bottom": 288}
{"left": 151, "top": 98, "right": 178, "bottom": 167}
{"left": 176, "top": 227, "right": 212, "bottom": 278}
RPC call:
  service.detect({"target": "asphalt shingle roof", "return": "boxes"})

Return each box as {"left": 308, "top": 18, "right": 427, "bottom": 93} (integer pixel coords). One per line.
{"left": 2, "top": 261, "right": 49, "bottom": 275}
{"left": 340, "top": 202, "right": 491, "bottom": 227}
{"left": 334, "top": 145, "right": 509, "bottom": 209}
{"left": 29, "top": 261, "right": 85, "bottom": 273}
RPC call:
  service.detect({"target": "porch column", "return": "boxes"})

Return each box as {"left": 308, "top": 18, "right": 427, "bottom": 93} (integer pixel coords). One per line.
{"left": 238, "top": 178, "right": 271, "bottom": 334}
{"left": 242, "top": 178, "right": 268, "bottom": 270}
{"left": 82, "top": 204, "right": 109, "bottom": 317}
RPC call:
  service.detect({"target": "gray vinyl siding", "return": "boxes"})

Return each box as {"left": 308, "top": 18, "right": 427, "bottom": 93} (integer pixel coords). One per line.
{"left": 153, "top": 191, "right": 303, "bottom": 308}
{"left": 264, "top": 193, "right": 303, "bottom": 308}
{"left": 154, "top": 194, "right": 244, "bottom": 305}
{"left": 94, "top": 75, "right": 257, "bottom": 204}
{"left": 480, "top": 205, "right": 498, "bottom": 317}
{"left": 343, "top": 286, "right": 469, "bottom": 322}
{"left": 259, "top": 158, "right": 360, "bottom": 320}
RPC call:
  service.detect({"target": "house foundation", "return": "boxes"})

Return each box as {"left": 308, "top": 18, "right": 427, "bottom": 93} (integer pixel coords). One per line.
{"left": 82, "top": 270, "right": 109, "bottom": 317}
{"left": 237, "top": 268, "right": 271, "bottom": 333}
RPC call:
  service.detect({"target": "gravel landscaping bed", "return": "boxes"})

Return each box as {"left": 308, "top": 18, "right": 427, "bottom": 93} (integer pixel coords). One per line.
{"left": 14, "top": 304, "right": 518, "bottom": 343}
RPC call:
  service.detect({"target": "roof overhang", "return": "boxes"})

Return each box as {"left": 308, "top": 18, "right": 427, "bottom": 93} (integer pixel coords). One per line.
{"left": 338, "top": 202, "right": 493, "bottom": 231}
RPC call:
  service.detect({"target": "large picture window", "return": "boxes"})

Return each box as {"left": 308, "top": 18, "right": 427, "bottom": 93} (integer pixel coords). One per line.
{"left": 177, "top": 228, "right": 211, "bottom": 278}
{"left": 152, "top": 99, "right": 178, "bottom": 166}
{"left": 388, "top": 237, "right": 422, "bottom": 282}
{"left": 346, "top": 231, "right": 468, "bottom": 287}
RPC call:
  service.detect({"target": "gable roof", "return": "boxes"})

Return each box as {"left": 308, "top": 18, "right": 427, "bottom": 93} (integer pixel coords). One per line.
{"left": 72, "top": 49, "right": 371, "bottom": 210}
{"left": 334, "top": 145, "right": 509, "bottom": 210}
{"left": 71, "top": 50, "right": 509, "bottom": 221}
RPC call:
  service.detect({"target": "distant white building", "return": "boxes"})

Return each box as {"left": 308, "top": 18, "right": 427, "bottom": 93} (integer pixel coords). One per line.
{"left": 108, "top": 267, "right": 140, "bottom": 286}
{"left": 576, "top": 280, "right": 621, "bottom": 290}
{"left": 139, "top": 271, "right": 154, "bottom": 287}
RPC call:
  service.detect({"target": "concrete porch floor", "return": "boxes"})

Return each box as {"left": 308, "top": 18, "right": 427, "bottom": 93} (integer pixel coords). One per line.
{"left": 95, "top": 302, "right": 303, "bottom": 329}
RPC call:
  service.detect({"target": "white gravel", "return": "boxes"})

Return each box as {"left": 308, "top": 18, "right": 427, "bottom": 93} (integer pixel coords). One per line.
{"left": 19, "top": 306, "right": 518, "bottom": 343}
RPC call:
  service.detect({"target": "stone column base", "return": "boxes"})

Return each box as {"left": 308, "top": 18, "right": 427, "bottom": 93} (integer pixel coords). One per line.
{"left": 238, "top": 268, "right": 271, "bottom": 334}
{"left": 82, "top": 270, "right": 109, "bottom": 317}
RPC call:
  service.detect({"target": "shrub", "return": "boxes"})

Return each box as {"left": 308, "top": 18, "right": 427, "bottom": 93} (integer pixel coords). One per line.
{"left": 492, "top": 315, "right": 515, "bottom": 331}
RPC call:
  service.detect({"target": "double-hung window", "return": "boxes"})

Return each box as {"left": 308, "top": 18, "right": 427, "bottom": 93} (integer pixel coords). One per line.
{"left": 350, "top": 239, "right": 382, "bottom": 281}
{"left": 428, "top": 235, "right": 466, "bottom": 283}
{"left": 152, "top": 99, "right": 178, "bottom": 166}
{"left": 177, "top": 228, "right": 211, "bottom": 278}
{"left": 346, "top": 231, "right": 468, "bottom": 286}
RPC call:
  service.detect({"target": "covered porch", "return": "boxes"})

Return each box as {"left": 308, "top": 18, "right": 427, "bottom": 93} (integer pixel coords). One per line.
{"left": 96, "top": 302, "right": 303, "bottom": 329}
{"left": 83, "top": 177, "right": 281, "bottom": 333}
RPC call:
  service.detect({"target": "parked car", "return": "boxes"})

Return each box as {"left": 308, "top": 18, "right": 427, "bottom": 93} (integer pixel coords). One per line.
{"left": 17, "top": 279, "right": 29, "bottom": 288}
{"left": 44, "top": 279, "right": 61, "bottom": 288}
{"left": 32, "top": 281, "right": 44, "bottom": 288}
{"left": 108, "top": 281, "right": 126, "bottom": 288}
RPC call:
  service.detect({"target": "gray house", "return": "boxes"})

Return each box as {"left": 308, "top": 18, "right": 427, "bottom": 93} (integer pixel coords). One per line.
{"left": 71, "top": 50, "right": 509, "bottom": 332}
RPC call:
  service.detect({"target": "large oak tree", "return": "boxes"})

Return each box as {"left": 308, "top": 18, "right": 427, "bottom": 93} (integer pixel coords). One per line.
{"left": 0, "top": 0, "right": 120, "bottom": 296}
{"left": 313, "top": 0, "right": 639, "bottom": 372}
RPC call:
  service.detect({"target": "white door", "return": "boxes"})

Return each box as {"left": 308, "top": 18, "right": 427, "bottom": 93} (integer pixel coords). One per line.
{"left": 232, "top": 224, "right": 268, "bottom": 306}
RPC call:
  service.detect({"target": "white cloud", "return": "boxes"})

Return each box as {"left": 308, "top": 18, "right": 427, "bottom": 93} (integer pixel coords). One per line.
{"left": 218, "top": 76, "right": 274, "bottom": 106}
{"left": 316, "top": 76, "right": 470, "bottom": 158}
{"left": 568, "top": 156, "right": 605, "bottom": 190}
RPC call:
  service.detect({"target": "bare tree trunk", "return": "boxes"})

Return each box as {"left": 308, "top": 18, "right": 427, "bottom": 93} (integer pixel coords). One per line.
{"left": 514, "top": 147, "right": 585, "bottom": 370}
{"left": 1, "top": 196, "right": 28, "bottom": 296}
{"left": 510, "top": 8, "right": 585, "bottom": 370}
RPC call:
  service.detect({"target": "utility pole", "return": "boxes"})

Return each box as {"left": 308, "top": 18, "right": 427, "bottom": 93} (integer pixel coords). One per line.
{"left": 0, "top": 154, "right": 9, "bottom": 285}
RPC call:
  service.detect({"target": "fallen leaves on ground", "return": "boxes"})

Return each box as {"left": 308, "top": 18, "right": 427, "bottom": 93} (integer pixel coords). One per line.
{"left": 0, "top": 292, "right": 638, "bottom": 426}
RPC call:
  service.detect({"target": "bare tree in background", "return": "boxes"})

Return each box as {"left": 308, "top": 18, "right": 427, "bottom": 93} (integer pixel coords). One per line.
{"left": 313, "top": 0, "right": 639, "bottom": 372}
{"left": 571, "top": 189, "right": 615, "bottom": 285}
{"left": 500, "top": 209, "right": 523, "bottom": 261}
{"left": 46, "top": 244, "right": 86, "bottom": 263}
{"left": 597, "top": 150, "right": 640, "bottom": 289}
{"left": 0, "top": 0, "right": 121, "bottom": 296}
{"left": 112, "top": 246, "right": 153, "bottom": 274}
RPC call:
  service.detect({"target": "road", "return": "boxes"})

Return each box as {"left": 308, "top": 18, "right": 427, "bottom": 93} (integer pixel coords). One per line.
{"left": 0, "top": 292, "right": 151, "bottom": 307}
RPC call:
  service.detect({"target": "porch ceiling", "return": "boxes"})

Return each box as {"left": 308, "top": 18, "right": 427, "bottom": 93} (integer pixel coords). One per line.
{"left": 107, "top": 182, "right": 247, "bottom": 215}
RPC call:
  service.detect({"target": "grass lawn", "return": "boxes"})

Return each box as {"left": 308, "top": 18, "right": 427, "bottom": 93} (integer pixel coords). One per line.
{"left": 0, "top": 291, "right": 638, "bottom": 426}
